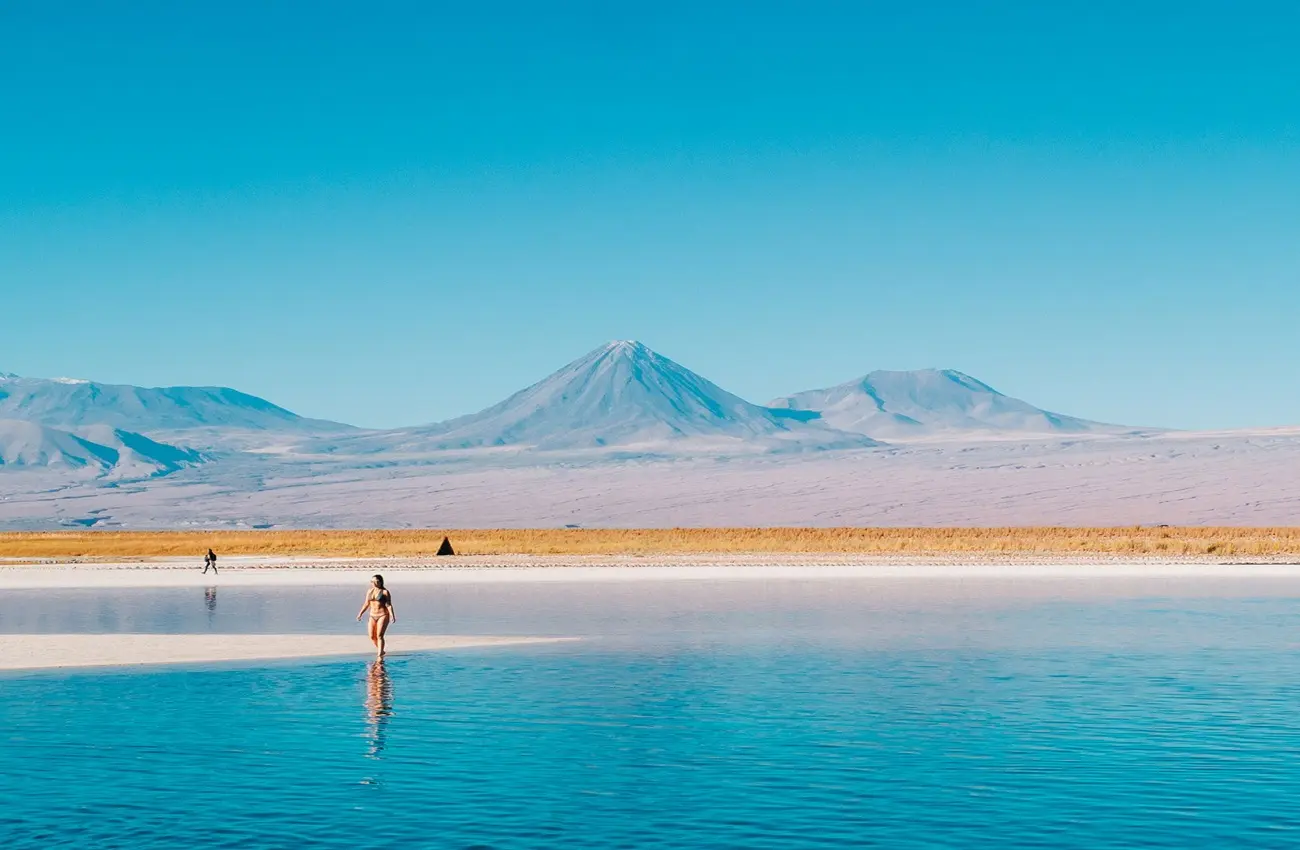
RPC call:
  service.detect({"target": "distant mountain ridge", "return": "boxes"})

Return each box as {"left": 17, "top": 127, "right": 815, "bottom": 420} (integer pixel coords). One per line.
{"left": 0, "top": 372, "right": 350, "bottom": 434}
{"left": 1, "top": 349, "right": 1135, "bottom": 462}
{"left": 769, "top": 368, "right": 1120, "bottom": 438}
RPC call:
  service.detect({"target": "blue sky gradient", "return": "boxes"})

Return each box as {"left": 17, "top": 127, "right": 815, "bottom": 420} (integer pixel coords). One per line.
{"left": 2, "top": 2, "right": 1297, "bottom": 429}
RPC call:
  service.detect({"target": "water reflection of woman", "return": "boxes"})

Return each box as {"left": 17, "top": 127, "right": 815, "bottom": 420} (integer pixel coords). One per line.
{"left": 365, "top": 660, "right": 393, "bottom": 759}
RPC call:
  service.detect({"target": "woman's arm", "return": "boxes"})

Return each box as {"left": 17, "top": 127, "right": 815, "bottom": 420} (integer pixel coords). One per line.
{"left": 356, "top": 592, "right": 370, "bottom": 621}
{"left": 385, "top": 595, "right": 396, "bottom": 624}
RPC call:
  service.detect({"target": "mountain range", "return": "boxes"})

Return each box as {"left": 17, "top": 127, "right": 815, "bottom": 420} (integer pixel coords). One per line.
{"left": 15, "top": 345, "right": 1282, "bottom": 530}
{"left": 0, "top": 342, "right": 1126, "bottom": 474}
{"left": 0, "top": 373, "right": 348, "bottom": 434}
{"left": 769, "top": 368, "right": 1115, "bottom": 437}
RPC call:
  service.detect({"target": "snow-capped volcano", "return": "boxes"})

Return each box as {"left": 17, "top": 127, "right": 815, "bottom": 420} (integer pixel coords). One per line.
{"left": 769, "top": 369, "right": 1122, "bottom": 438}
{"left": 0, "top": 372, "right": 350, "bottom": 434}
{"left": 326, "top": 341, "right": 878, "bottom": 452}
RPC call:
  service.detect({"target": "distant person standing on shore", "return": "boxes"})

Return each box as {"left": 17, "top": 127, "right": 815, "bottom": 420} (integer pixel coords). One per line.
{"left": 202, "top": 549, "right": 217, "bottom": 575}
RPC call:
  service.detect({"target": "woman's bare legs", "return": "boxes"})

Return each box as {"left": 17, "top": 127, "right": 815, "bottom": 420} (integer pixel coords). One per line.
{"left": 374, "top": 615, "right": 391, "bottom": 658}
{"left": 367, "top": 615, "right": 380, "bottom": 650}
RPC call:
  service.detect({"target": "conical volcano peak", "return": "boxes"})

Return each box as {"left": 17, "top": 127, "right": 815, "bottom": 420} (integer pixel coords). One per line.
{"left": 359, "top": 341, "right": 881, "bottom": 451}
{"left": 568, "top": 340, "right": 691, "bottom": 390}
{"left": 598, "top": 339, "right": 653, "bottom": 360}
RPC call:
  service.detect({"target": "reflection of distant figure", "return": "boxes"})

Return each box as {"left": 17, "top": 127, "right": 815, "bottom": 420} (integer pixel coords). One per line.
{"left": 202, "top": 549, "right": 217, "bottom": 575}
{"left": 365, "top": 660, "right": 394, "bottom": 759}
{"left": 204, "top": 586, "right": 218, "bottom": 619}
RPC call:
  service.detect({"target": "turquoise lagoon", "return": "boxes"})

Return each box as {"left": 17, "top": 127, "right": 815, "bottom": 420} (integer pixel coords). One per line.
{"left": 3, "top": 575, "right": 1300, "bottom": 848}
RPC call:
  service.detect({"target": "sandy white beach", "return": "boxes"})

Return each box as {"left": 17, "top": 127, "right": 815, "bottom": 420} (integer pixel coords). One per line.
{"left": 4, "top": 558, "right": 1300, "bottom": 590}
{"left": 0, "top": 634, "right": 569, "bottom": 672}
{"left": 0, "top": 561, "right": 591, "bottom": 671}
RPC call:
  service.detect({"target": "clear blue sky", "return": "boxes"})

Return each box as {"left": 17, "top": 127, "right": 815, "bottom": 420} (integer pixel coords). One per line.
{"left": 2, "top": 1, "right": 1297, "bottom": 429}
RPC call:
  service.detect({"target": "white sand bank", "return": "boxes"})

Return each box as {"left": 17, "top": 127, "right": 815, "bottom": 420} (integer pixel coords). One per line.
{"left": 0, "top": 634, "right": 569, "bottom": 672}
{"left": 4, "top": 559, "right": 1300, "bottom": 589}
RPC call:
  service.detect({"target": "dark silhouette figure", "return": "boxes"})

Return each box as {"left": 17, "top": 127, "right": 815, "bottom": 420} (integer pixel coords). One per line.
{"left": 436, "top": 536, "right": 455, "bottom": 556}
{"left": 202, "top": 549, "right": 217, "bottom": 574}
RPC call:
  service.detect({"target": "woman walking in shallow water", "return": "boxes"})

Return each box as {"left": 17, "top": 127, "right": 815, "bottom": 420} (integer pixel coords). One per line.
{"left": 356, "top": 574, "right": 396, "bottom": 659}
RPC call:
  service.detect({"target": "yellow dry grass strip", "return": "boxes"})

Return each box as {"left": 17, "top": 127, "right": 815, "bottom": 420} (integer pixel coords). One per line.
{"left": 2, "top": 528, "right": 1300, "bottom": 559}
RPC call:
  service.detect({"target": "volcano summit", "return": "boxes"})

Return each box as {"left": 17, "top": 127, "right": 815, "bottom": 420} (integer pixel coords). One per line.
{"left": 323, "top": 340, "right": 879, "bottom": 453}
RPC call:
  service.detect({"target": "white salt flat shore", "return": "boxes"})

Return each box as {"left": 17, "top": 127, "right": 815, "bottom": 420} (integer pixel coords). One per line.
{"left": 0, "top": 634, "right": 570, "bottom": 672}
{"left": 3, "top": 557, "right": 1300, "bottom": 589}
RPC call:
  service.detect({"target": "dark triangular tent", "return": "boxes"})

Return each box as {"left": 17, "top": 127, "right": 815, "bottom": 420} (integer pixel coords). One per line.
{"left": 436, "top": 536, "right": 455, "bottom": 556}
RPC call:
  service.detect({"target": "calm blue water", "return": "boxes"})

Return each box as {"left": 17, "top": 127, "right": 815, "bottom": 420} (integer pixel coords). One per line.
{"left": 4, "top": 577, "right": 1300, "bottom": 848}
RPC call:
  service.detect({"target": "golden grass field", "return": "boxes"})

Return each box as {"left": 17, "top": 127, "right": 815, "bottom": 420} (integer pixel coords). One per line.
{"left": 1, "top": 527, "right": 1299, "bottom": 560}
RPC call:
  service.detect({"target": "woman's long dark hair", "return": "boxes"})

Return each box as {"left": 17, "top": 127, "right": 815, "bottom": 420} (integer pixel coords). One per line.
{"left": 372, "top": 574, "right": 385, "bottom": 590}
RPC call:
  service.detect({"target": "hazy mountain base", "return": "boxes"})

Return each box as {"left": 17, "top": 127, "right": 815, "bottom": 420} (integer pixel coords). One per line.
{"left": 0, "top": 420, "right": 206, "bottom": 479}
{"left": 1, "top": 430, "right": 1297, "bottom": 530}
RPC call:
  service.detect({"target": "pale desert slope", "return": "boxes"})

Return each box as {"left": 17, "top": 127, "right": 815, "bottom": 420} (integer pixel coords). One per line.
{"left": 2, "top": 428, "right": 1297, "bottom": 529}
{"left": 0, "top": 419, "right": 204, "bottom": 478}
